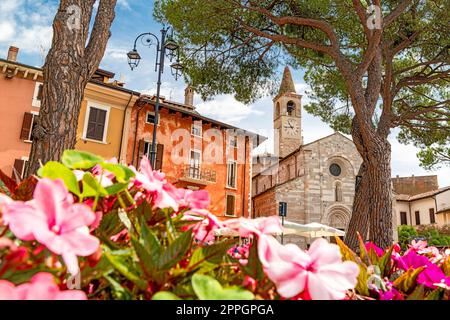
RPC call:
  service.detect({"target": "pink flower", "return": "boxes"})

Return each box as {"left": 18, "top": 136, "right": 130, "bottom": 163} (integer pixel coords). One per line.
{"left": 365, "top": 242, "right": 384, "bottom": 257}
{"left": 0, "top": 272, "right": 86, "bottom": 300}
{"left": 222, "top": 216, "right": 282, "bottom": 238}
{"left": 258, "top": 236, "right": 359, "bottom": 299}
{"left": 417, "top": 263, "right": 450, "bottom": 289}
{"left": 166, "top": 186, "right": 210, "bottom": 210}
{"left": 133, "top": 157, "right": 178, "bottom": 211}
{"left": 183, "top": 209, "right": 221, "bottom": 243}
{"left": 397, "top": 250, "right": 432, "bottom": 271}
{"left": 91, "top": 157, "right": 118, "bottom": 187}
{"left": 2, "top": 178, "right": 100, "bottom": 275}
{"left": 409, "top": 240, "right": 428, "bottom": 251}
{"left": 379, "top": 286, "right": 403, "bottom": 300}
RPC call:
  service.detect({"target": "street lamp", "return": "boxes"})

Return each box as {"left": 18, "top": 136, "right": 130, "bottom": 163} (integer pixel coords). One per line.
{"left": 127, "top": 26, "right": 181, "bottom": 168}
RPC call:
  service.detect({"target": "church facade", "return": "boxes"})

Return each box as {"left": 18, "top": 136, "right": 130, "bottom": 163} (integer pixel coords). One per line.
{"left": 251, "top": 67, "right": 363, "bottom": 247}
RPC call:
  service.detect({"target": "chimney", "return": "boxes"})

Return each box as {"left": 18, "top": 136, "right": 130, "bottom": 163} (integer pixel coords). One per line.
{"left": 184, "top": 85, "right": 194, "bottom": 108}
{"left": 7, "top": 46, "right": 19, "bottom": 62}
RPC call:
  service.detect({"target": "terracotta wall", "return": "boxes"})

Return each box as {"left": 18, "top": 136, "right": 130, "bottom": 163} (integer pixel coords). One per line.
{"left": 126, "top": 104, "right": 252, "bottom": 219}
{"left": 392, "top": 175, "right": 439, "bottom": 196}
{"left": 0, "top": 74, "right": 38, "bottom": 175}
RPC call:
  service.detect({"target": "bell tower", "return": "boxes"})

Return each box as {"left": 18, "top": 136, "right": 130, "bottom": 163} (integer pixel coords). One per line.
{"left": 273, "top": 66, "right": 302, "bottom": 158}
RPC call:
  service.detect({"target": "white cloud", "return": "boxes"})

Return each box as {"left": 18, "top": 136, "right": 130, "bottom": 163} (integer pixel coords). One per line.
{"left": 0, "top": 22, "right": 15, "bottom": 42}
{"left": 196, "top": 95, "right": 264, "bottom": 124}
{"left": 0, "top": 0, "right": 55, "bottom": 56}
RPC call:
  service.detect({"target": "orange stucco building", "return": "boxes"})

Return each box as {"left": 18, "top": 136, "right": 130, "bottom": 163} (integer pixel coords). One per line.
{"left": 0, "top": 46, "right": 140, "bottom": 178}
{"left": 125, "top": 92, "right": 266, "bottom": 219}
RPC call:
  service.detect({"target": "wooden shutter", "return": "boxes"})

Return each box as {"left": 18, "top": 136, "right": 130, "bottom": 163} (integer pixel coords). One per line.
{"left": 86, "top": 107, "right": 107, "bottom": 141}
{"left": 226, "top": 194, "right": 235, "bottom": 216}
{"left": 86, "top": 108, "right": 98, "bottom": 139}
{"left": 137, "top": 139, "right": 146, "bottom": 165}
{"left": 20, "top": 112, "right": 33, "bottom": 140}
{"left": 12, "top": 159, "right": 25, "bottom": 179}
{"left": 154, "top": 144, "right": 164, "bottom": 171}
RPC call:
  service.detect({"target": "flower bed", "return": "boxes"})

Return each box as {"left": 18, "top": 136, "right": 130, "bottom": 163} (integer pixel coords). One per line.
{"left": 0, "top": 150, "right": 449, "bottom": 300}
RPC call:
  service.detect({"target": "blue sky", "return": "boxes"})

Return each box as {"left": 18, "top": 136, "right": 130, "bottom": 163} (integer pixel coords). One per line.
{"left": 0, "top": 0, "right": 448, "bottom": 186}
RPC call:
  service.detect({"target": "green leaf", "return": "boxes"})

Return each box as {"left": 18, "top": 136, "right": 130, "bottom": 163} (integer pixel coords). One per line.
{"left": 379, "top": 245, "right": 394, "bottom": 277}
{"left": 192, "top": 274, "right": 254, "bottom": 300}
{"left": 158, "top": 230, "right": 192, "bottom": 270}
{"left": 104, "top": 275, "right": 133, "bottom": 300}
{"left": 82, "top": 172, "right": 108, "bottom": 197}
{"left": 104, "top": 248, "right": 147, "bottom": 291}
{"left": 152, "top": 291, "right": 181, "bottom": 300}
{"left": 105, "top": 183, "right": 129, "bottom": 196}
{"left": 100, "top": 162, "right": 135, "bottom": 183}
{"left": 425, "top": 288, "right": 444, "bottom": 300}
{"left": 188, "top": 239, "right": 237, "bottom": 271}
{"left": 37, "top": 161, "right": 81, "bottom": 195}
{"left": 242, "top": 241, "right": 265, "bottom": 282}
{"left": 393, "top": 267, "right": 426, "bottom": 294}
{"left": 335, "top": 237, "right": 369, "bottom": 296}
{"left": 62, "top": 150, "right": 103, "bottom": 169}
{"left": 131, "top": 236, "right": 158, "bottom": 276}
{"left": 97, "top": 210, "right": 126, "bottom": 238}
{"left": 406, "top": 284, "right": 425, "bottom": 300}
{"left": 141, "top": 221, "right": 161, "bottom": 254}
{"left": 187, "top": 239, "right": 237, "bottom": 274}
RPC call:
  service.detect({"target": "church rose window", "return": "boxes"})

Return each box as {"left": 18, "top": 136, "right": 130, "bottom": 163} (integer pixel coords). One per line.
{"left": 329, "top": 163, "right": 341, "bottom": 177}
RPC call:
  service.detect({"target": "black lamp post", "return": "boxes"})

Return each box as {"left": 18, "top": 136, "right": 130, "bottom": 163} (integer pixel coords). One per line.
{"left": 127, "top": 26, "right": 181, "bottom": 168}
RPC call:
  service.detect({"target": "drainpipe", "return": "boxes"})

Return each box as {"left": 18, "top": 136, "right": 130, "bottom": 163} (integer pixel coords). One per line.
{"left": 242, "top": 136, "right": 248, "bottom": 218}
{"left": 408, "top": 201, "right": 412, "bottom": 226}
{"left": 118, "top": 93, "right": 135, "bottom": 163}
{"left": 131, "top": 101, "right": 147, "bottom": 166}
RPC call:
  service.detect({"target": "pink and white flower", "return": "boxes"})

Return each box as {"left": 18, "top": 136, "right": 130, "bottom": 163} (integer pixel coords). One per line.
{"left": 183, "top": 209, "right": 222, "bottom": 243}
{"left": 222, "top": 216, "right": 282, "bottom": 238}
{"left": 133, "top": 157, "right": 179, "bottom": 211}
{"left": 1, "top": 178, "right": 100, "bottom": 275}
{"left": 0, "top": 272, "right": 86, "bottom": 300}
{"left": 258, "top": 236, "right": 360, "bottom": 299}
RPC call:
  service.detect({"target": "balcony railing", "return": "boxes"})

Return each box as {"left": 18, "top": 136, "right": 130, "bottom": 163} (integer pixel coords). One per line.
{"left": 180, "top": 165, "right": 217, "bottom": 184}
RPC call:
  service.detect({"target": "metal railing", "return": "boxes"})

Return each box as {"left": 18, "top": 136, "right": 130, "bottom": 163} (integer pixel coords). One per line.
{"left": 180, "top": 165, "right": 217, "bottom": 183}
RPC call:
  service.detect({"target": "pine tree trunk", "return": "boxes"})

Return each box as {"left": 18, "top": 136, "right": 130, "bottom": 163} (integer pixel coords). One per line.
{"left": 26, "top": 0, "right": 117, "bottom": 176}
{"left": 345, "top": 117, "right": 393, "bottom": 250}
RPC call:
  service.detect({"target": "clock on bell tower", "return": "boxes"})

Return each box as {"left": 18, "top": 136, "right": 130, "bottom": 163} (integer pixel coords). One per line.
{"left": 273, "top": 66, "right": 302, "bottom": 158}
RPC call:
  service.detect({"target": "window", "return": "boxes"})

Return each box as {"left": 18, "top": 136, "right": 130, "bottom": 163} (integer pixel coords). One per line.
{"left": 287, "top": 101, "right": 295, "bottom": 116}
{"left": 225, "top": 194, "right": 236, "bottom": 216}
{"left": 229, "top": 135, "right": 238, "bottom": 148}
{"left": 227, "top": 161, "right": 237, "bottom": 188}
{"left": 191, "top": 121, "right": 202, "bottom": 137}
{"left": 32, "top": 82, "right": 43, "bottom": 107}
{"left": 400, "top": 212, "right": 407, "bottom": 225}
{"left": 20, "top": 112, "right": 39, "bottom": 142}
{"left": 329, "top": 163, "right": 342, "bottom": 177}
{"left": 335, "top": 182, "right": 343, "bottom": 202}
{"left": 146, "top": 111, "right": 159, "bottom": 125}
{"left": 12, "top": 157, "right": 29, "bottom": 180}
{"left": 84, "top": 105, "right": 109, "bottom": 142}
{"left": 138, "top": 140, "right": 164, "bottom": 171}
{"left": 429, "top": 208, "right": 436, "bottom": 224}
{"left": 189, "top": 150, "right": 201, "bottom": 179}
{"left": 415, "top": 211, "right": 421, "bottom": 225}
